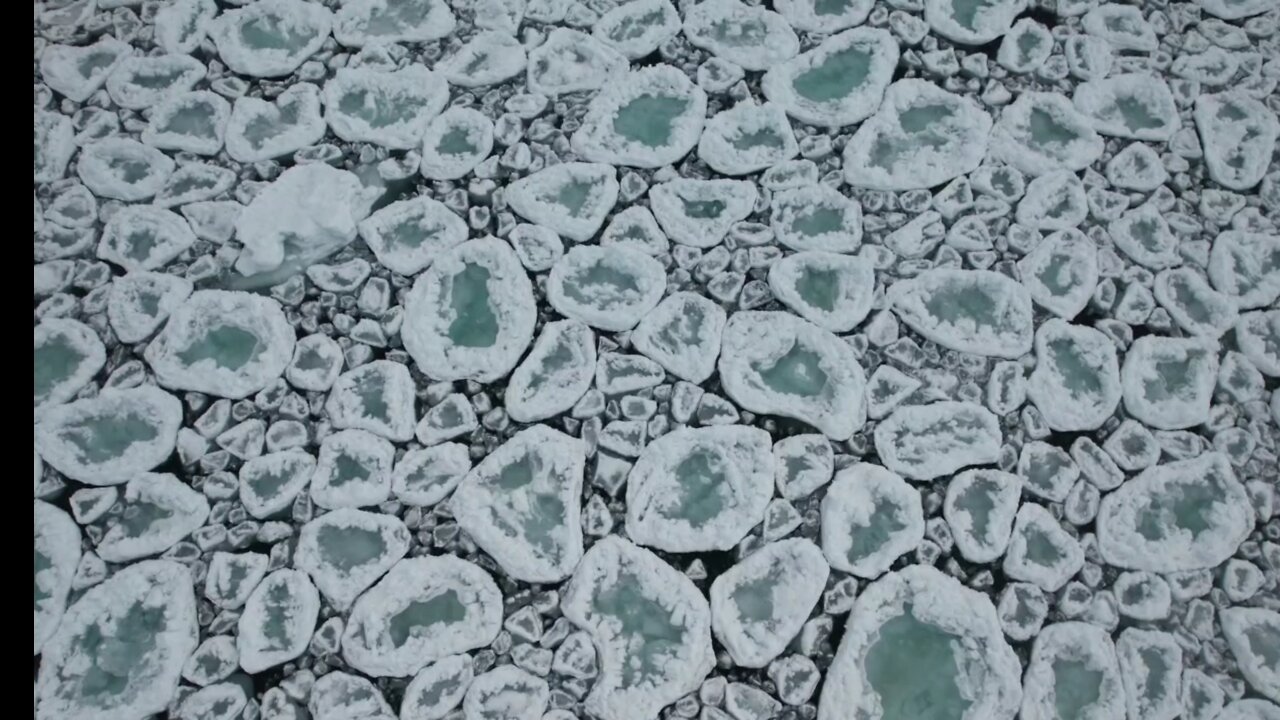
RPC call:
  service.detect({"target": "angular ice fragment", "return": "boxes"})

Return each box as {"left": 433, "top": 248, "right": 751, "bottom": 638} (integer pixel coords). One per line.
{"left": 509, "top": 223, "right": 564, "bottom": 271}
{"left": 650, "top": 178, "right": 758, "bottom": 249}
{"left": 1098, "top": 452, "right": 1252, "bottom": 572}
{"left": 1113, "top": 571, "right": 1171, "bottom": 620}
{"left": 1073, "top": 74, "right": 1179, "bottom": 141}
{"left": 998, "top": 18, "right": 1052, "bottom": 73}
{"left": 1082, "top": 4, "right": 1157, "bottom": 51}
{"left": 419, "top": 107, "right": 495, "bottom": 181}
{"left": 506, "top": 162, "right": 619, "bottom": 242}
{"left": 547, "top": 245, "right": 666, "bottom": 331}
{"left": 697, "top": 102, "right": 799, "bottom": 177}
{"left": 323, "top": 66, "right": 448, "bottom": 149}
{"left": 682, "top": 0, "right": 799, "bottom": 72}
{"left": 342, "top": 556, "right": 502, "bottom": 677}
{"left": 875, "top": 401, "right": 1002, "bottom": 481}
{"left": 1016, "top": 171, "right": 1088, "bottom": 230}
{"left": 843, "top": 79, "right": 993, "bottom": 191}
{"left": 526, "top": 28, "right": 627, "bottom": 96}
{"left": 105, "top": 54, "right": 205, "bottom": 111}
{"left": 237, "top": 569, "right": 319, "bottom": 673}
{"left": 402, "top": 655, "right": 474, "bottom": 720}
{"left": 34, "top": 318, "right": 105, "bottom": 413}
{"left": 572, "top": 65, "right": 707, "bottom": 169}
{"left": 310, "top": 672, "right": 395, "bottom": 720}
{"left": 178, "top": 682, "right": 246, "bottom": 720}
{"left": 1235, "top": 310, "right": 1280, "bottom": 377}
{"left": 1194, "top": 92, "right": 1280, "bottom": 191}
{"left": 560, "top": 536, "right": 714, "bottom": 720}
{"left": 1016, "top": 229, "right": 1098, "bottom": 319}
{"left": 402, "top": 237, "right": 536, "bottom": 382}
{"left": 464, "top": 666, "right": 550, "bottom": 720}
{"left": 438, "top": 31, "right": 528, "bottom": 88}
{"left": 711, "top": 539, "right": 828, "bottom": 668}
{"left": 1108, "top": 203, "right": 1179, "bottom": 269}
{"left": 632, "top": 291, "right": 727, "bottom": 384}
{"left": 39, "top": 36, "right": 131, "bottom": 103}
{"left": 453, "top": 425, "right": 585, "bottom": 582}
{"left": 768, "top": 251, "right": 874, "bottom": 333}
{"left": 97, "top": 472, "right": 210, "bottom": 563}
{"left": 818, "top": 566, "right": 1022, "bottom": 720}
{"left": 326, "top": 361, "right": 415, "bottom": 441}
{"left": 1121, "top": 335, "right": 1219, "bottom": 430}
{"left": 294, "top": 508, "right": 410, "bottom": 611}
{"left": 209, "top": 0, "right": 333, "bottom": 78}
{"left": 1026, "top": 319, "right": 1121, "bottom": 432}
{"left": 392, "top": 443, "right": 470, "bottom": 507}
{"left": 239, "top": 449, "right": 316, "bottom": 519}
{"left": 626, "top": 425, "right": 773, "bottom": 553}
{"left": 77, "top": 138, "right": 175, "bottom": 201}
{"left": 35, "top": 561, "right": 196, "bottom": 720}
{"left": 924, "top": 0, "right": 1026, "bottom": 44}
{"left": 1020, "top": 622, "right": 1125, "bottom": 720}
{"left": 1002, "top": 503, "right": 1083, "bottom": 592}
{"left": 990, "top": 92, "right": 1104, "bottom": 176}
{"left": 154, "top": 0, "right": 217, "bottom": 54}
{"left": 507, "top": 320, "right": 597, "bottom": 422}
{"left": 34, "top": 501, "right": 80, "bottom": 655}
{"left": 821, "top": 463, "right": 925, "bottom": 578}
{"left": 1208, "top": 231, "right": 1280, "bottom": 310}
{"left": 146, "top": 290, "right": 295, "bottom": 398}
{"left": 1116, "top": 629, "right": 1182, "bottom": 720}
{"left": 334, "top": 0, "right": 456, "bottom": 46}
{"left": 888, "top": 268, "right": 1034, "bottom": 358}
{"left": 358, "top": 196, "right": 468, "bottom": 277}
{"left": 154, "top": 163, "right": 237, "bottom": 209}
{"left": 1216, "top": 700, "right": 1280, "bottom": 720}
{"left": 1221, "top": 607, "right": 1280, "bottom": 704}
{"left": 142, "top": 91, "right": 230, "bottom": 155}
{"left": 944, "top": 469, "right": 1019, "bottom": 563}
{"left": 774, "top": 0, "right": 873, "bottom": 32}
{"left": 287, "top": 334, "right": 344, "bottom": 392}
{"left": 719, "top": 311, "right": 867, "bottom": 439}
{"left": 225, "top": 83, "right": 327, "bottom": 163}
{"left": 762, "top": 27, "right": 899, "bottom": 127}
{"left": 34, "top": 111, "right": 74, "bottom": 184}
{"left": 1153, "top": 267, "right": 1238, "bottom": 338}
{"left": 98, "top": 206, "right": 196, "bottom": 272}
{"left": 593, "top": 0, "right": 681, "bottom": 59}
{"left": 35, "top": 386, "right": 182, "bottom": 486}
{"left": 1018, "top": 441, "right": 1079, "bottom": 502}
{"left": 205, "top": 551, "right": 269, "bottom": 609}
{"left": 1106, "top": 142, "right": 1167, "bottom": 192}
{"left": 310, "top": 429, "right": 394, "bottom": 509}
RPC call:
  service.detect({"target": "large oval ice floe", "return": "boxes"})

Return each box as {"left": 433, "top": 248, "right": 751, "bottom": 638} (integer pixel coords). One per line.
{"left": 322, "top": 66, "right": 449, "bottom": 149}
{"left": 35, "top": 560, "right": 197, "bottom": 720}
{"left": 626, "top": 425, "right": 773, "bottom": 553}
{"left": 1194, "top": 91, "right": 1280, "bottom": 191}
{"left": 34, "top": 501, "right": 80, "bottom": 655}
{"left": 1097, "top": 452, "right": 1252, "bottom": 573}
{"left": 1120, "top": 335, "right": 1219, "bottom": 430}
{"left": 402, "top": 237, "right": 536, "bottom": 383}
{"left": 762, "top": 27, "right": 899, "bottom": 127}
{"left": 342, "top": 556, "right": 502, "bottom": 677}
{"left": 209, "top": 0, "right": 333, "bottom": 78}
{"left": 818, "top": 565, "right": 1022, "bottom": 720}
{"left": 768, "top": 251, "right": 875, "bottom": 333}
{"left": 96, "top": 472, "right": 210, "bottom": 563}
{"left": 560, "top": 535, "right": 715, "bottom": 720}
{"left": 1221, "top": 607, "right": 1280, "bottom": 704}
{"left": 1072, "top": 74, "right": 1180, "bottom": 141}
{"left": 35, "top": 385, "right": 182, "bottom": 486}
{"left": 1020, "top": 622, "right": 1125, "bottom": 720}
{"left": 506, "top": 162, "right": 619, "bottom": 242}
{"left": 452, "top": 425, "right": 585, "bottom": 583}
{"left": 572, "top": 65, "right": 707, "bottom": 169}
{"left": 34, "top": 318, "right": 105, "bottom": 413}
{"left": 649, "top": 178, "right": 759, "bottom": 249}
{"left": 1026, "top": 319, "right": 1122, "bottom": 432}
{"left": 632, "top": 291, "right": 728, "bottom": 384}
{"left": 682, "top": 0, "right": 799, "bottom": 72}
{"left": 719, "top": 311, "right": 868, "bottom": 440}
{"left": 924, "top": 0, "right": 1025, "bottom": 44}
{"left": 697, "top": 102, "right": 799, "bottom": 177}
{"left": 506, "top": 320, "right": 597, "bottom": 423}
{"left": 821, "top": 462, "right": 925, "bottom": 578}
{"left": 888, "top": 268, "right": 1034, "bottom": 358}
{"left": 547, "top": 245, "right": 666, "bottom": 332}
{"left": 225, "top": 84, "right": 327, "bottom": 163}
{"left": 358, "top": 195, "right": 469, "bottom": 277}
{"left": 990, "top": 92, "right": 1104, "bottom": 176}
{"left": 237, "top": 568, "right": 320, "bottom": 673}
{"left": 874, "top": 401, "right": 1002, "bottom": 480}
{"left": 294, "top": 508, "right": 411, "bottom": 611}
{"left": 333, "top": 0, "right": 456, "bottom": 46}
{"left": 145, "top": 290, "right": 295, "bottom": 398}
{"left": 843, "top": 79, "right": 992, "bottom": 191}
{"left": 710, "top": 539, "right": 828, "bottom": 669}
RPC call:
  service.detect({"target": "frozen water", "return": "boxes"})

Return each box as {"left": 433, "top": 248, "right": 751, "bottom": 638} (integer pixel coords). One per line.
{"left": 943, "top": 469, "right": 1020, "bottom": 563}
{"left": 34, "top": 501, "right": 80, "bottom": 655}
{"left": 98, "top": 205, "right": 196, "bottom": 272}
{"left": 526, "top": 29, "right": 627, "bottom": 96}
{"left": 401, "top": 654, "right": 474, "bottom": 720}
{"left": 142, "top": 91, "right": 230, "bottom": 155}
{"left": 96, "top": 472, "right": 210, "bottom": 562}
{"left": 1216, "top": 701, "right": 1280, "bottom": 720}
{"left": 1016, "top": 229, "right": 1097, "bottom": 320}
{"left": 774, "top": 0, "right": 872, "bottom": 32}
{"left": 1106, "top": 142, "right": 1168, "bottom": 191}
{"left": 1026, "top": 319, "right": 1121, "bottom": 432}
{"left": 40, "top": 36, "right": 132, "bottom": 103}
{"left": 547, "top": 245, "right": 666, "bottom": 331}
{"left": 154, "top": 0, "right": 217, "bottom": 54}
{"left": 392, "top": 442, "right": 470, "bottom": 507}
{"left": 237, "top": 569, "right": 319, "bottom": 673}
{"left": 334, "top": 0, "right": 456, "bottom": 46}
{"left": 239, "top": 449, "right": 316, "bottom": 519}
{"left": 36, "top": 385, "right": 182, "bottom": 486}
{"left": 1236, "top": 310, "right": 1280, "bottom": 377}
{"left": 1082, "top": 4, "right": 1158, "bottom": 51}
{"left": 888, "top": 268, "right": 1034, "bottom": 358}
{"left": 632, "top": 291, "right": 727, "bottom": 384}
{"left": 771, "top": 183, "right": 863, "bottom": 253}
{"left": 1116, "top": 628, "right": 1182, "bottom": 720}
{"left": 998, "top": 18, "right": 1052, "bottom": 74}
{"left": 463, "top": 665, "right": 549, "bottom": 720}
{"left": 698, "top": 102, "right": 799, "bottom": 177}
{"left": 593, "top": 0, "right": 681, "bottom": 59}
{"left": 507, "top": 320, "right": 597, "bottom": 422}
{"left": 1109, "top": 202, "right": 1180, "bottom": 270}
{"left": 358, "top": 195, "right": 468, "bottom": 276}
{"left": 176, "top": 682, "right": 246, "bottom": 720}
{"left": 711, "top": 539, "right": 828, "bottom": 668}
{"left": 105, "top": 54, "right": 206, "bottom": 111}
{"left": 572, "top": 65, "right": 706, "bottom": 169}
{"left": 991, "top": 92, "right": 1104, "bottom": 176}
{"left": 874, "top": 401, "right": 1002, "bottom": 480}
{"left": 34, "top": 111, "right": 74, "bottom": 185}
{"left": 1073, "top": 74, "right": 1180, "bottom": 142}
{"left": 417, "top": 393, "right": 481, "bottom": 446}
{"left": 1194, "top": 92, "right": 1280, "bottom": 191}
{"left": 509, "top": 223, "right": 565, "bottom": 271}
{"left": 309, "top": 429, "right": 394, "bottom": 509}
{"left": 1002, "top": 503, "right": 1083, "bottom": 592}
{"left": 34, "top": 318, "right": 105, "bottom": 413}
{"left": 1208, "top": 231, "right": 1280, "bottom": 310}
{"left": 821, "top": 463, "right": 925, "bottom": 578}
{"left": 438, "top": 31, "right": 528, "bottom": 88}
{"left": 209, "top": 0, "right": 333, "bottom": 78}
{"left": 1153, "top": 267, "right": 1238, "bottom": 338}
{"left": 310, "top": 671, "right": 396, "bottom": 720}
{"left": 76, "top": 138, "right": 175, "bottom": 201}
{"left": 154, "top": 163, "right": 237, "bottom": 209}
{"left": 225, "top": 83, "right": 327, "bottom": 163}
{"left": 1018, "top": 442, "right": 1079, "bottom": 502}
{"left": 682, "top": 0, "right": 800, "bottom": 72}
{"left": 326, "top": 361, "right": 416, "bottom": 441}
{"left": 322, "top": 66, "right": 448, "bottom": 149}
{"left": 419, "top": 108, "right": 495, "bottom": 181}
{"left": 651, "top": 178, "right": 758, "bottom": 249}
{"left": 1020, "top": 622, "right": 1125, "bottom": 720}
{"left": 770, "top": 251, "right": 874, "bottom": 333}
{"left": 1121, "top": 335, "right": 1220, "bottom": 430}
{"left": 1221, "top": 607, "right": 1280, "bottom": 704}
{"left": 762, "top": 27, "right": 899, "bottom": 127}
{"left": 294, "top": 508, "right": 410, "bottom": 611}
{"left": 506, "top": 162, "right": 619, "bottom": 242}
{"left": 924, "top": 0, "right": 1026, "bottom": 45}
{"left": 1016, "top": 171, "right": 1088, "bottom": 230}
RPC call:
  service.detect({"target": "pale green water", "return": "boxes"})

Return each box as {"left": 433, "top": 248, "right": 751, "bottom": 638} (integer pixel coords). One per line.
{"left": 955, "top": 477, "right": 999, "bottom": 542}
{"left": 592, "top": 571, "right": 688, "bottom": 688}
{"left": 661, "top": 449, "right": 729, "bottom": 522}
{"left": 62, "top": 412, "right": 159, "bottom": 464}
{"left": 317, "top": 525, "right": 387, "bottom": 571}
{"left": 1141, "top": 351, "right": 1203, "bottom": 403}
{"left": 682, "top": 198, "right": 726, "bottom": 219}
{"left": 847, "top": 499, "right": 908, "bottom": 566}
{"left": 63, "top": 598, "right": 166, "bottom": 703}
{"left": 239, "top": 14, "right": 315, "bottom": 52}
{"left": 34, "top": 332, "right": 86, "bottom": 404}
{"left": 1047, "top": 337, "right": 1105, "bottom": 397}
{"left": 354, "top": 372, "right": 391, "bottom": 423}
{"left": 447, "top": 263, "right": 499, "bottom": 348}
{"left": 864, "top": 608, "right": 971, "bottom": 720}
{"left": 1023, "top": 526, "right": 1064, "bottom": 566}
{"left": 158, "top": 104, "right": 218, "bottom": 139}
{"left": 1028, "top": 107, "right": 1079, "bottom": 147}
{"left": 612, "top": 95, "right": 688, "bottom": 147}
{"left": 337, "top": 87, "right": 422, "bottom": 128}
{"left": 330, "top": 453, "right": 373, "bottom": 487}
{"left": 436, "top": 127, "right": 476, "bottom": 156}
{"left": 388, "top": 590, "right": 467, "bottom": 647}
{"left": 730, "top": 568, "right": 782, "bottom": 624}
{"left": 922, "top": 283, "right": 999, "bottom": 331}
{"left": 791, "top": 207, "right": 844, "bottom": 236}
{"left": 1134, "top": 475, "right": 1222, "bottom": 542}
{"left": 561, "top": 260, "right": 641, "bottom": 306}
{"left": 796, "top": 266, "right": 842, "bottom": 311}
{"left": 177, "top": 325, "right": 262, "bottom": 370}
{"left": 1053, "top": 659, "right": 1103, "bottom": 720}
{"left": 753, "top": 343, "right": 828, "bottom": 396}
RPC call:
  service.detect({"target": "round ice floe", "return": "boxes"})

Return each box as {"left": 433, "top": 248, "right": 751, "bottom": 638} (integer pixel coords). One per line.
{"left": 821, "top": 463, "right": 925, "bottom": 578}
{"left": 888, "top": 268, "right": 1033, "bottom": 358}
{"left": 145, "top": 290, "right": 295, "bottom": 399}
{"left": 509, "top": 223, "right": 565, "bottom": 271}
{"left": 650, "top": 178, "right": 758, "bottom": 248}
{"left": 34, "top": 111, "right": 74, "bottom": 184}
{"left": 34, "top": 318, "right": 104, "bottom": 413}
{"left": 239, "top": 449, "right": 316, "bottom": 519}
{"left": 1195, "top": 92, "right": 1279, "bottom": 191}
{"left": 774, "top": 0, "right": 872, "bottom": 32}
{"left": 39, "top": 36, "right": 132, "bottom": 103}
{"left": 34, "top": 501, "right": 80, "bottom": 655}
{"left": 392, "top": 443, "right": 471, "bottom": 507}
{"left": 309, "top": 429, "right": 395, "bottom": 510}
{"left": 141, "top": 90, "right": 230, "bottom": 155}
{"left": 874, "top": 401, "right": 1002, "bottom": 480}
{"left": 1016, "top": 229, "right": 1098, "bottom": 320}
{"left": 334, "top": 0, "right": 456, "bottom": 46}
{"left": 505, "top": 162, "right": 619, "bottom": 242}
{"left": 438, "top": 31, "right": 528, "bottom": 88}
{"left": 1026, "top": 319, "right": 1121, "bottom": 432}
{"left": 697, "top": 102, "right": 799, "bottom": 177}
{"left": 924, "top": 0, "right": 1026, "bottom": 44}
{"left": 77, "top": 138, "right": 175, "bottom": 201}
{"left": 1016, "top": 171, "right": 1088, "bottom": 230}
{"left": 1116, "top": 628, "right": 1182, "bottom": 720}
{"left": 105, "top": 54, "right": 206, "bottom": 110}
{"left": 626, "top": 425, "right": 773, "bottom": 553}
{"left": 1154, "top": 267, "right": 1239, "bottom": 338}
{"left": 178, "top": 683, "right": 247, "bottom": 720}
{"left": 1208, "top": 231, "right": 1280, "bottom": 310}
{"left": 682, "top": 0, "right": 799, "bottom": 72}
{"left": 452, "top": 425, "right": 585, "bottom": 582}
{"left": 310, "top": 671, "right": 395, "bottom": 720}
{"left": 464, "top": 666, "right": 550, "bottom": 720}
{"left": 209, "top": 0, "right": 333, "bottom": 78}
{"left": 326, "top": 361, "right": 416, "bottom": 442}
{"left": 772, "top": 184, "right": 864, "bottom": 253}
{"left": 768, "top": 251, "right": 875, "bottom": 333}
{"left": 1221, "top": 607, "right": 1280, "bottom": 704}
{"left": 844, "top": 79, "right": 992, "bottom": 191}
{"left": 342, "top": 556, "right": 502, "bottom": 677}
{"left": 419, "top": 107, "right": 496, "bottom": 181}
{"left": 237, "top": 569, "right": 320, "bottom": 673}
{"left": 572, "top": 65, "right": 707, "bottom": 169}
{"left": 1097, "top": 452, "right": 1252, "bottom": 573}
{"left": 719, "top": 311, "right": 867, "bottom": 440}
{"left": 98, "top": 205, "right": 196, "bottom": 272}
{"left": 322, "top": 66, "right": 449, "bottom": 149}
{"left": 990, "top": 92, "right": 1104, "bottom": 176}
{"left": 547, "top": 245, "right": 666, "bottom": 332}
{"left": 358, "top": 195, "right": 469, "bottom": 276}
{"left": 1020, "top": 622, "right": 1125, "bottom": 720}
{"left": 287, "top": 334, "right": 344, "bottom": 392}
{"left": 97, "top": 472, "right": 210, "bottom": 563}
{"left": 632, "top": 291, "right": 728, "bottom": 384}
{"left": 1120, "top": 335, "right": 1219, "bottom": 429}
{"left": 507, "top": 320, "right": 597, "bottom": 422}
{"left": 35, "top": 560, "right": 197, "bottom": 720}
{"left": 526, "top": 28, "right": 628, "bottom": 96}
{"left": 402, "top": 237, "right": 536, "bottom": 383}
{"left": 225, "top": 84, "right": 328, "bottom": 163}
{"left": 710, "top": 539, "right": 829, "bottom": 668}
{"left": 35, "top": 385, "right": 182, "bottom": 486}
{"left": 295, "top": 508, "right": 410, "bottom": 611}
{"left": 154, "top": 0, "right": 217, "bottom": 54}
{"left": 818, "top": 565, "right": 1022, "bottom": 720}
{"left": 1072, "top": 74, "right": 1180, "bottom": 141}
{"left": 1105, "top": 142, "right": 1167, "bottom": 191}
{"left": 944, "top": 469, "right": 1020, "bottom": 563}
{"left": 1236, "top": 310, "right": 1280, "bottom": 376}
{"left": 593, "top": 0, "right": 681, "bottom": 59}
{"left": 1002, "top": 503, "right": 1083, "bottom": 592}
{"left": 762, "top": 27, "right": 899, "bottom": 127}
{"left": 560, "top": 536, "right": 714, "bottom": 720}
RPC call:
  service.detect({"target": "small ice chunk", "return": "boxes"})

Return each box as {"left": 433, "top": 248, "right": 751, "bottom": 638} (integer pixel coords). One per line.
{"left": 239, "top": 449, "right": 316, "bottom": 519}
{"left": 507, "top": 320, "right": 597, "bottom": 422}
{"left": 419, "top": 107, "right": 495, "bottom": 181}
{"left": 39, "top": 36, "right": 131, "bottom": 103}
{"left": 294, "top": 508, "right": 411, "bottom": 611}
{"left": 391, "top": 443, "right": 470, "bottom": 507}
{"left": 334, "top": 0, "right": 455, "bottom": 46}
{"left": 237, "top": 569, "right": 320, "bottom": 673}
{"left": 34, "top": 318, "right": 105, "bottom": 413}
{"left": 1073, "top": 74, "right": 1180, "bottom": 141}
{"left": 1121, "top": 335, "right": 1219, "bottom": 429}
{"left": 768, "top": 251, "right": 874, "bottom": 333}
{"left": 438, "top": 31, "right": 527, "bottom": 88}
{"left": 593, "top": 0, "right": 681, "bottom": 59}
{"left": 1195, "top": 92, "right": 1280, "bottom": 191}
{"left": 106, "top": 54, "right": 205, "bottom": 110}
{"left": 506, "top": 162, "right": 619, "bottom": 242}
{"left": 1002, "top": 503, "right": 1083, "bottom": 592}
{"left": 650, "top": 178, "right": 758, "bottom": 249}
{"left": 711, "top": 539, "right": 829, "bottom": 668}
{"left": 626, "top": 425, "right": 773, "bottom": 553}
{"left": 326, "top": 361, "right": 415, "bottom": 441}
{"left": 991, "top": 92, "right": 1104, "bottom": 176}
{"left": 572, "top": 65, "right": 707, "bottom": 169}
{"left": 209, "top": 0, "right": 333, "bottom": 78}
{"left": 1236, "top": 310, "right": 1280, "bottom": 377}
{"left": 1113, "top": 571, "right": 1171, "bottom": 621}
{"left": 323, "top": 66, "right": 448, "bottom": 149}
{"left": 416, "top": 393, "right": 480, "bottom": 446}
{"left": 1116, "top": 628, "right": 1182, "bottom": 720}
{"left": 1017, "top": 229, "right": 1098, "bottom": 320}
{"left": 944, "top": 469, "right": 1020, "bottom": 566}
{"left": 1208, "top": 231, "right": 1280, "bottom": 310}
{"left": 601, "top": 207, "right": 669, "bottom": 256}
{"left": 632, "top": 292, "right": 726, "bottom": 384}
{"left": 142, "top": 91, "right": 230, "bottom": 155}
{"left": 547, "top": 245, "right": 666, "bottom": 332}
{"left": 402, "top": 237, "right": 536, "bottom": 383}
{"left": 35, "top": 385, "right": 182, "bottom": 486}
{"left": 526, "top": 28, "right": 627, "bottom": 96}
{"left": 773, "top": 434, "right": 832, "bottom": 499}
{"left": 762, "top": 27, "right": 899, "bottom": 127}
{"left": 719, "top": 311, "right": 868, "bottom": 440}
{"left": 1082, "top": 4, "right": 1157, "bottom": 51}
{"left": 225, "top": 83, "right": 327, "bottom": 163}
{"left": 1106, "top": 142, "right": 1168, "bottom": 191}
{"left": 205, "top": 551, "right": 269, "bottom": 609}
{"left": 309, "top": 429, "right": 394, "bottom": 509}
{"left": 821, "top": 463, "right": 925, "bottom": 578}
{"left": 697, "top": 102, "right": 799, "bottom": 177}
{"left": 560, "top": 536, "right": 714, "bottom": 720}
{"left": 154, "top": 0, "right": 217, "bottom": 54}
{"left": 1020, "top": 622, "right": 1125, "bottom": 720}
{"left": 888, "top": 268, "right": 1033, "bottom": 358}
{"left": 177, "top": 682, "right": 246, "bottom": 720}
{"left": 682, "top": 0, "right": 799, "bottom": 72}
{"left": 34, "top": 111, "right": 74, "bottom": 184}
{"left": 358, "top": 196, "right": 468, "bottom": 276}
{"left": 1097, "top": 452, "right": 1253, "bottom": 572}
{"left": 287, "top": 334, "right": 344, "bottom": 392}
{"left": 508, "top": 223, "right": 564, "bottom": 271}
{"left": 1153, "top": 267, "right": 1238, "bottom": 338}
{"left": 96, "top": 472, "right": 210, "bottom": 563}
{"left": 452, "top": 425, "right": 585, "bottom": 582}
{"left": 774, "top": 0, "right": 872, "bottom": 32}
{"left": 464, "top": 666, "right": 549, "bottom": 720}
{"left": 874, "top": 401, "right": 1002, "bottom": 481}
{"left": 402, "top": 655, "right": 474, "bottom": 720}
{"left": 1026, "top": 319, "right": 1121, "bottom": 432}
{"left": 98, "top": 205, "right": 196, "bottom": 272}
{"left": 1016, "top": 171, "right": 1088, "bottom": 230}
{"left": 342, "top": 556, "right": 502, "bottom": 677}
{"left": 34, "top": 501, "right": 80, "bottom": 655}
{"left": 843, "top": 79, "right": 993, "bottom": 191}
{"left": 77, "top": 138, "right": 175, "bottom": 201}
{"left": 1221, "top": 607, "right": 1280, "bottom": 704}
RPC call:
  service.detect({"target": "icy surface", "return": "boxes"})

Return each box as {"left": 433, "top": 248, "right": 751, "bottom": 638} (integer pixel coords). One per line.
{"left": 821, "top": 462, "right": 925, "bottom": 578}
{"left": 888, "top": 269, "right": 1033, "bottom": 358}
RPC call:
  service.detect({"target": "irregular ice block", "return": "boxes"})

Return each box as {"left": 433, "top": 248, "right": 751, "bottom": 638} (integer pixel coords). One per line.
{"left": 34, "top": 111, "right": 74, "bottom": 184}
{"left": 697, "top": 102, "right": 799, "bottom": 177}
{"left": 1016, "top": 171, "right": 1088, "bottom": 231}
{"left": 1208, "top": 231, "right": 1280, "bottom": 310}
{"left": 572, "top": 65, "right": 707, "bottom": 169}
{"left": 1073, "top": 74, "right": 1180, "bottom": 141}
{"left": 875, "top": 401, "right": 1002, "bottom": 480}
{"left": 1016, "top": 228, "right": 1097, "bottom": 320}
{"left": 40, "top": 36, "right": 131, "bottom": 103}
{"left": 1194, "top": 92, "right": 1280, "bottom": 191}
{"left": 526, "top": 28, "right": 628, "bottom": 96}
{"left": 286, "top": 334, "right": 344, "bottom": 392}
{"left": 36, "top": 385, "right": 182, "bottom": 486}
{"left": 323, "top": 66, "right": 449, "bottom": 149}
{"left": 1153, "top": 267, "right": 1238, "bottom": 338}
{"left": 650, "top": 178, "right": 758, "bottom": 249}
{"left": 997, "top": 18, "right": 1053, "bottom": 74}
{"left": 34, "top": 501, "right": 80, "bottom": 655}
{"left": 944, "top": 468, "right": 1020, "bottom": 564}
{"left": 294, "top": 508, "right": 410, "bottom": 611}
{"left": 419, "top": 107, "right": 496, "bottom": 181}
{"left": 310, "top": 672, "right": 395, "bottom": 720}
{"left": 1020, "top": 622, "right": 1125, "bottom": 720}
{"left": 142, "top": 91, "right": 230, "bottom": 155}
{"left": 990, "top": 92, "right": 1104, "bottom": 176}
{"left": 507, "top": 320, "right": 597, "bottom": 422}
{"left": 402, "top": 654, "right": 474, "bottom": 720}
{"left": 771, "top": 184, "right": 863, "bottom": 253}
{"left": 178, "top": 683, "right": 246, "bottom": 720}
{"left": 719, "top": 311, "right": 868, "bottom": 440}
{"left": 1105, "top": 142, "right": 1167, "bottom": 191}
{"left": 209, "top": 0, "right": 333, "bottom": 78}
{"left": 593, "top": 0, "right": 681, "bottom": 59}
{"left": 154, "top": 0, "right": 217, "bottom": 54}
{"left": 1082, "top": 4, "right": 1157, "bottom": 51}
{"left": 888, "top": 268, "right": 1034, "bottom": 358}
{"left": 239, "top": 449, "right": 316, "bottom": 519}
{"left": 632, "top": 291, "right": 727, "bottom": 384}
{"left": 1221, "top": 607, "right": 1280, "bottom": 704}
{"left": 236, "top": 569, "right": 319, "bottom": 673}
{"left": 547, "top": 245, "right": 666, "bottom": 332}
{"left": 97, "top": 472, "right": 210, "bottom": 563}
{"left": 774, "top": 0, "right": 873, "bottom": 32}
{"left": 105, "top": 54, "right": 205, "bottom": 111}
{"left": 154, "top": 163, "right": 237, "bottom": 209}
{"left": 1026, "top": 319, "right": 1121, "bottom": 432}
{"left": 1235, "top": 310, "right": 1280, "bottom": 377}
{"left": 34, "top": 318, "right": 105, "bottom": 413}
{"left": 205, "top": 551, "right": 269, "bottom": 610}
{"left": 309, "top": 429, "right": 394, "bottom": 509}
{"left": 821, "top": 462, "right": 925, "bottom": 578}
{"left": 1120, "top": 335, "right": 1219, "bottom": 430}
{"left": 77, "top": 138, "right": 175, "bottom": 201}
{"left": 438, "top": 31, "right": 528, "bottom": 88}
{"left": 506, "top": 162, "right": 619, "bottom": 242}
{"left": 1108, "top": 202, "right": 1180, "bottom": 269}
{"left": 1216, "top": 700, "right": 1280, "bottom": 720}
{"left": 392, "top": 443, "right": 470, "bottom": 507}
{"left": 762, "top": 27, "right": 899, "bottom": 127}
{"left": 334, "top": 0, "right": 456, "bottom": 46}
{"left": 1002, "top": 503, "right": 1083, "bottom": 592}
{"left": 342, "top": 556, "right": 502, "bottom": 677}
{"left": 326, "top": 360, "right": 416, "bottom": 441}
{"left": 1116, "top": 628, "right": 1182, "bottom": 720}
{"left": 98, "top": 205, "right": 196, "bottom": 272}
{"left": 225, "top": 83, "right": 327, "bottom": 163}
{"left": 464, "top": 666, "right": 550, "bottom": 720}
{"left": 626, "top": 425, "right": 773, "bottom": 553}
{"left": 768, "top": 251, "right": 874, "bottom": 333}
{"left": 682, "top": 0, "right": 799, "bottom": 72}
{"left": 358, "top": 195, "right": 468, "bottom": 276}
